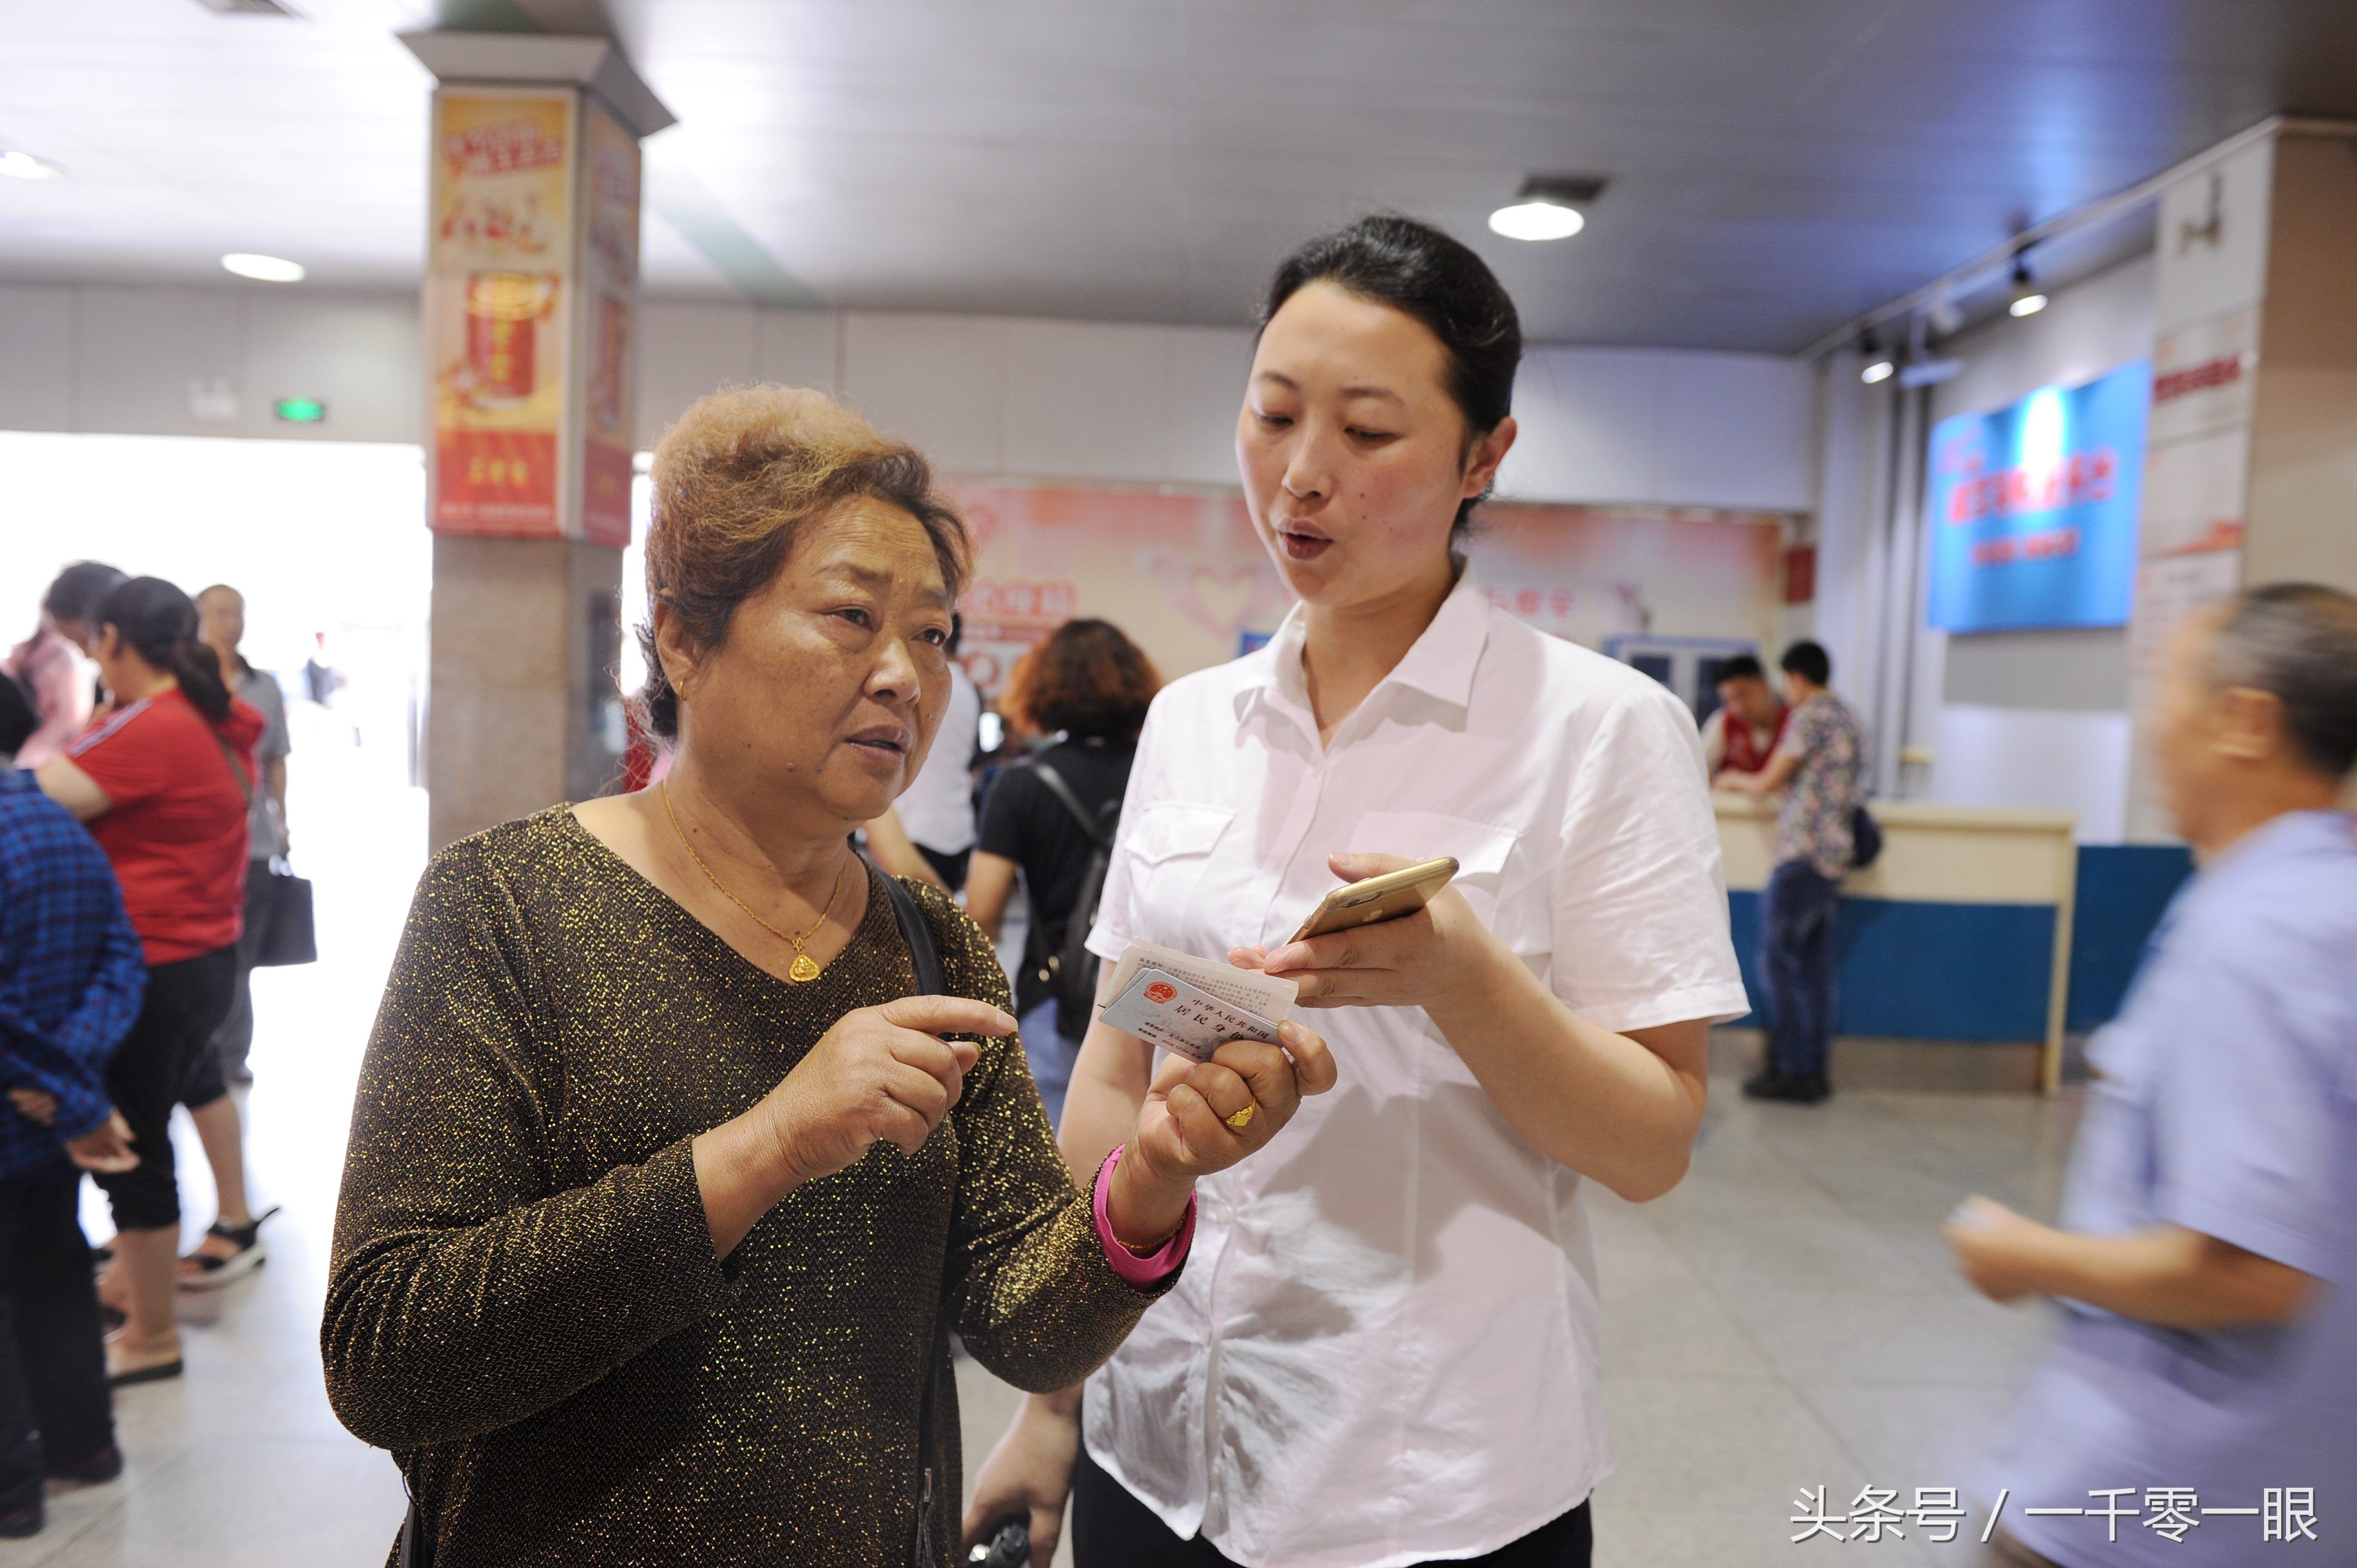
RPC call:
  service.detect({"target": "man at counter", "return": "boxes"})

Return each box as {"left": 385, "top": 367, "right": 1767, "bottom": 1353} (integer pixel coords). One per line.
{"left": 1946, "top": 583, "right": 2357, "bottom": 1568}
{"left": 1701, "top": 653, "right": 1787, "bottom": 786}
{"left": 1721, "top": 640, "right": 1865, "bottom": 1104}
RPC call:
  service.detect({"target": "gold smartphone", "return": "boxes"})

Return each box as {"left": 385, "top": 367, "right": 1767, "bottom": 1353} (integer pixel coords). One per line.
{"left": 1286, "top": 857, "right": 1460, "bottom": 944}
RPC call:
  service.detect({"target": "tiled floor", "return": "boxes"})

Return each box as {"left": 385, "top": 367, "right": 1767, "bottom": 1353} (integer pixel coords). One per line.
{"left": 4, "top": 757, "right": 2086, "bottom": 1565}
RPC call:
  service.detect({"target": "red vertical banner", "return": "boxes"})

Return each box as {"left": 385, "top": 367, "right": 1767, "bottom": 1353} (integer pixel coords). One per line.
{"left": 578, "top": 102, "right": 640, "bottom": 548}
{"left": 425, "top": 90, "right": 573, "bottom": 537}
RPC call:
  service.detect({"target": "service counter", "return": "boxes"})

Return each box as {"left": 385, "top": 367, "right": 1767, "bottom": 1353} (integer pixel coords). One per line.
{"left": 1713, "top": 795, "right": 2079, "bottom": 1091}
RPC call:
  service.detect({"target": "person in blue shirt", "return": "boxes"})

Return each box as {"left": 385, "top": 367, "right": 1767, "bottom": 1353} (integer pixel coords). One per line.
{"left": 1946, "top": 583, "right": 2357, "bottom": 1568}
{"left": 0, "top": 677, "right": 148, "bottom": 1540}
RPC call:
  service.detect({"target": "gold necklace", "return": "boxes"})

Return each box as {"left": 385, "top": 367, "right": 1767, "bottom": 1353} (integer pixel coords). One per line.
{"left": 662, "top": 781, "right": 850, "bottom": 983}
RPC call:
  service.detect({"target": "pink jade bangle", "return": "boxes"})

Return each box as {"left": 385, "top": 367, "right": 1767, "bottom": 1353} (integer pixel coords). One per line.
{"left": 1093, "top": 1143, "right": 1196, "bottom": 1288}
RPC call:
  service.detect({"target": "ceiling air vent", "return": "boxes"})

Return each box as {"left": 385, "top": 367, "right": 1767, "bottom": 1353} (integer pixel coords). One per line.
{"left": 190, "top": 0, "right": 305, "bottom": 14}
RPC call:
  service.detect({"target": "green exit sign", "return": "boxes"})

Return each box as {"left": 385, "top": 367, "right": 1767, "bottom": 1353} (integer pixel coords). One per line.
{"left": 273, "top": 397, "right": 327, "bottom": 424}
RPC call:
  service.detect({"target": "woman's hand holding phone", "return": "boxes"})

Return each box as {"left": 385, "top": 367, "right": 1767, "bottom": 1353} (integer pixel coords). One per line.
{"left": 1232, "top": 852, "right": 1500, "bottom": 1011}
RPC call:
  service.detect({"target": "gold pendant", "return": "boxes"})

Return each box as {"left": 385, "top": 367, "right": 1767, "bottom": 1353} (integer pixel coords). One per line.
{"left": 788, "top": 952, "right": 822, "bottom": 983}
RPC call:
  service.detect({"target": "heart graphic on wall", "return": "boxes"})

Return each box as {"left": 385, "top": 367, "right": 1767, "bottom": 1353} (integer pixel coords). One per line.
{"left": 1140, "top": 554, "right": 1289, "bottom": 639}
{"left": 961, "top": 500, "right": 1002, "bottom": 556}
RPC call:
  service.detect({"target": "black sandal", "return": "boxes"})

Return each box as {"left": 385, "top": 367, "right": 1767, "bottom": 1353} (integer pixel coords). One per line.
{"left": 107, "top": 1358, "right": 183, "bottom": 1389}
{"left": 178, "top": 1205, "right": 280, "bottom": 1292}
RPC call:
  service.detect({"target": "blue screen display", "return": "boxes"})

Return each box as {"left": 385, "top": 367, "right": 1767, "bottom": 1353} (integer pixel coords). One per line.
{"left": 1924, "top": 359, "right": 2150, "bottom": 633}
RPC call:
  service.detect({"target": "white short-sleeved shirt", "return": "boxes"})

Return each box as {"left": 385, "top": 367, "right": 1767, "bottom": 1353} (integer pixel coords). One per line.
{"left": 1084, "top": 570, "right": 1749, "bottom": 1568}
{"left": 897, "top": 664, "right": 981, "bottom": 855}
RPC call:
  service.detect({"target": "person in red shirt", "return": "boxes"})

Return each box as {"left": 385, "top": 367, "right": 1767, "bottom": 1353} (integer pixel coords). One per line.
{"left": 1701, "top": 652, "right": 1788, "bottom": 786}
{"left": 35, "top": 577, "right": 263, "bottom": 1385}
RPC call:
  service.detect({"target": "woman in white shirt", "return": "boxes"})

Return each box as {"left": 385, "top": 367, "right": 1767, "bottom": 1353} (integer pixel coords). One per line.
{"left": 962, "top": 216, "right": 1747, "bottom": 1568}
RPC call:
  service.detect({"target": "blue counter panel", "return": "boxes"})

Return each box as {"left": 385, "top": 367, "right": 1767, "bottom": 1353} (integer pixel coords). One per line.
{"left": 2065, "top": 844, "right": 2194, "bottom": 1031}
{"left": 1726, "top": 893, "right": 2057, "bottom": 1042}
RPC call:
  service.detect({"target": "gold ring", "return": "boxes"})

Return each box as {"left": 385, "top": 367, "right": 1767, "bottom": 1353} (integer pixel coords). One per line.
{"left": 1224, "top": 1104, "right": 1256, "bottom": 1131}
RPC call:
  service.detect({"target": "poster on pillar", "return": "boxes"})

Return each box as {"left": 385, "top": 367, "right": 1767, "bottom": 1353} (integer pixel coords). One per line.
{"left": 426, "top": 88, "right": 574, "bottom": 537}
{"left": 1924, "top": 360, "right": 2151, "bottom": 633}
{"left": 577, "top": 102, "right": 639, "bottom": 548}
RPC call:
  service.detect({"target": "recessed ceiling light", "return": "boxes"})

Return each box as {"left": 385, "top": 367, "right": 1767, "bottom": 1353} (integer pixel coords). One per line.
{"left": 1490, "top": 174, "right": 1606, "bottom": 243}
{"left": 1489, "top": 201, "right": 1586, "bottom": 243}
{"left": 0, "top": 149, "right": 65, "bottom": 181}
{"left": 222, "top": 252, "right": 306, "bottom": 283}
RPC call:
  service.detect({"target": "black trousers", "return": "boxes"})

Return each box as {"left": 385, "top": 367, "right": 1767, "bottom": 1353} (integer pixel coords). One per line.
{"left": 0, "top": 1174, "right": 114, "bottom": 1510}
{"left": 915, "top": 843, "right": 971, "bottom": 895}
{"left": 1072, "top": 1442, "right": 1593, "bottom": 1567}
{"left": 90, "top": 945, "right": 238, "bottom": 1231}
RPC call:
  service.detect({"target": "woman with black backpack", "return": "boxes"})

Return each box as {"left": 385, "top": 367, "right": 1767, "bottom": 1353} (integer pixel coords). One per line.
{"left": 964, "top": 619, "right": 1162, "bottom": 1127}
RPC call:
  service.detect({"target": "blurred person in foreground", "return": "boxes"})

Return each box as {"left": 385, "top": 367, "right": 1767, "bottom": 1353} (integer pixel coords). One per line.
{"left": 1700, "top": 652, "right": 1786, "bottom": 786}
{"left": 321, "top": 386, "right": 1334, "bottom": 1566}
{"left": 33, "top": 577, "right": 265, "bottom": 1384}
{"left": 1722, "top": 639, "right": 1866, "bottom": 1104}
{"left": 0, "top": 674, "right": 145, "bottom": 1538}
{"left": 3, "top": 562, "right": 126, "bottom": 768}
{"left": 1948, "top": 583, "right": 2357, "bottom": 1568}
{"left": 964, "top": 619, "right": 1161, "bottom": 1126}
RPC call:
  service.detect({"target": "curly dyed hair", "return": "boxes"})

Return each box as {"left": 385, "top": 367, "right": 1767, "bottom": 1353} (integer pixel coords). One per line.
{"left": 1008, "top": 618, "right": 1161, "bottom": 741}
{"left": 637, "top": 385, "right": 971, "bottom": 738}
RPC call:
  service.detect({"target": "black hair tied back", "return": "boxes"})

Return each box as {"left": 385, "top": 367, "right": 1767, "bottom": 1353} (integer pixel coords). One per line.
{"left": 96, "top": 576, "right": 233, "bottom": 726}
{"left": 1260, "top": 214, "right": 1523, "bottom": 535}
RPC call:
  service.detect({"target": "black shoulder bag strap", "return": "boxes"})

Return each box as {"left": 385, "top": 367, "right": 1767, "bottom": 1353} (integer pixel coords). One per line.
{"left": 1028, "top": 758, "right": 1109, "bottom": 848}
{"left": 881, "top": 872, "right": 952, "bottom": 1567}
{"left": 402, "top": 876, "right": 954, "bottom": 1568}
{"left": 882, "top": 870, "right": 946, "bottom": 996}
{"left": 399, "top": 1490, "right": 430, "bottom": 1567}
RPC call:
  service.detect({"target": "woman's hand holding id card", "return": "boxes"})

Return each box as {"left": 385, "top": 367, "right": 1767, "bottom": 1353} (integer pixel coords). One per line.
{"left": 1100, "top": 966, "right": 1285, "bottom": 1064}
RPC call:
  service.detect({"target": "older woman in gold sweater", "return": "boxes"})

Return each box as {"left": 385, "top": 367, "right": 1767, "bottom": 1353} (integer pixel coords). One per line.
{"left": 322, "top": 387, "right": 1336, "bottom": 1567}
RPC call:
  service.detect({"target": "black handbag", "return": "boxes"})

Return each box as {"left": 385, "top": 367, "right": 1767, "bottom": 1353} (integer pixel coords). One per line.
{"left": 395, "top": 872, "right": 955, "bottom": 1568}
{"left": 208, "top": 729, "right": 317, "bottom": 967}
{"left": 252, "top": 857, "right": 317, "bottom": 967}
{"left": 1848, "top": 803, "right": 1885, "bottom": 871}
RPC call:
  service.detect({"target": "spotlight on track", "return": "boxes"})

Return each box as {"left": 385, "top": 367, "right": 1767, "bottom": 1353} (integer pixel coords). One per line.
{"left": 1859, "top": 331, "right": 1895, "bottom": 384}
{"left": 2008, "top": 255, "right": 2047, "bottom": 317}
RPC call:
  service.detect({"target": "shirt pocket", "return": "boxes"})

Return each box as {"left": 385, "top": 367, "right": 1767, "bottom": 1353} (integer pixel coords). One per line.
{"left": 1345, "top": 810, "right": 1522, "bottom": 937}
{"left": 1122, "top": 802, "right": 1236, "bottom": 931}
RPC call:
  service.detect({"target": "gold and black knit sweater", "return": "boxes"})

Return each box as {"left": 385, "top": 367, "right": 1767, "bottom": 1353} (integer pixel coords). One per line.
{"left": 323, "top": 807, "right": 1170, "bottom": 1567}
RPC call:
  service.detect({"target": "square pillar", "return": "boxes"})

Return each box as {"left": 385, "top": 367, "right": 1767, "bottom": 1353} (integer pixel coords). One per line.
{"left": 2125, "top": 122, "right": 2357, "bottom": 839}
{"left": 402, "top": 35, "right": 671, "bottom": 850}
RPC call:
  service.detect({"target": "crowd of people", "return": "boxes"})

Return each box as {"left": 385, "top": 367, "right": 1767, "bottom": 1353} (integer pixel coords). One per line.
{"left": 5, "top": 212, "right": 2351, "bottom": 1568}
{"left": 0, "top": 564, "right": 297, "bottom": 1537}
